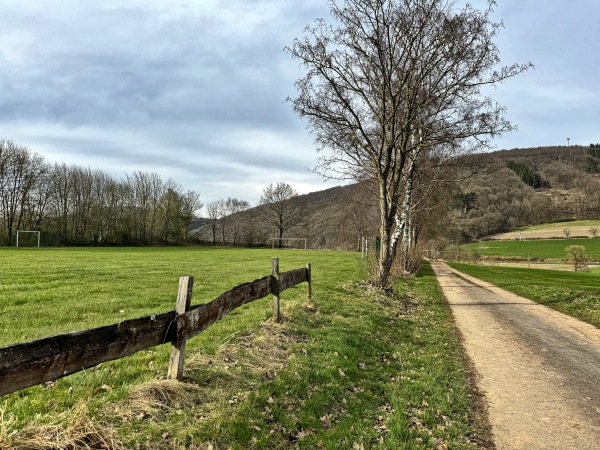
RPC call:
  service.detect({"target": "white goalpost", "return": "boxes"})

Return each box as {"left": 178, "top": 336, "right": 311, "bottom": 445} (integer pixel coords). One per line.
{"left": 16, "top": 231, "right": 41, "bottom": 248}
{"left": 271, "top": 238, "right": 307, "bottom": 250}
{"left": 361, "top": 236, "right": 378, "bottom": 257}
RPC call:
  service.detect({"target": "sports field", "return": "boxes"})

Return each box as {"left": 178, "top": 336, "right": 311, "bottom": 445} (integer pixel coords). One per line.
{"left": 0, "top": 247, "right": 488, "bottom": 449}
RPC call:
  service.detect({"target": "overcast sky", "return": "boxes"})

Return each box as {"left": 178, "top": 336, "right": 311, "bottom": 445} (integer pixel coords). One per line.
{"left": 1, "top": 1, "right": 598, "bottom": 212}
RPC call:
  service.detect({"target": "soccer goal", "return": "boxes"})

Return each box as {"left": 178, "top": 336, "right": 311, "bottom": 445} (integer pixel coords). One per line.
{"left": 16, "top": 230, "right": 41, "bottom": 248}
{"left": 271, "top": 238, "right": 307, "bottom": 250}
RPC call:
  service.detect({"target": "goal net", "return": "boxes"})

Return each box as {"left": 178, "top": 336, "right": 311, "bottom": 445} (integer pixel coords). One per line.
{"left": 16, "top": 231, "right": 41, "bottom": 248}
{"left": 271, "top": 238, "right": 307, "bottom": 250}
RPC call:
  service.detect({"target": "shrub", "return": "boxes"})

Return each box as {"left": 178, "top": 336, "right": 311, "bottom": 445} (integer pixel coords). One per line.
{"left": 565, "top": 245, "right": 587, "bottom": 271}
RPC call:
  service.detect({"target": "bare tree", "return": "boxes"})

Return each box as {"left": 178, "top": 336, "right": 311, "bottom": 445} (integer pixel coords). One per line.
{"left": 0, "top": 140, "right": 46, "bottom": 245}
{"left": 259, "top": 182, "right": 300, "bottom": 247}
{"left": 343, "top": 180, "right": 379, "bottom": 250}
{"left": 127, "top": 171, "right": 153, "bottom": 243}
{"left": 225, "top": 197, "right": 251, "bottom": 245}
{"left": 48, "top": 163, "right": 74, "bottom": 245}
{"left": 565, "top": 245, "right": 587, "bottom": 271}
{"left": 180, "top": 190, "right": 203, "bottom": 241}
{"left": 288, "top": 0, "right": 531, "bottom": 287}
{"left": 206, "top": 199, "right": 225, "bottom": 245}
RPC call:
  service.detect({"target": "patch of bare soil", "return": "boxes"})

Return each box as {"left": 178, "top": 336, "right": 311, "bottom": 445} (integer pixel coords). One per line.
{"left": 478, "top": 261, "right": 573, "bottom": 271}
{"left": 432, "top": 262, "right": 600, "bottom": 450}
{"left": 489, "top": 226, "right": 594, "bottom": 240}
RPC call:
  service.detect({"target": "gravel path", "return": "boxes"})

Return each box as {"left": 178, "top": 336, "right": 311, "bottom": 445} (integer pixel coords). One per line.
{"left": 431, "top": 262, "right": 600, "bottom": 450}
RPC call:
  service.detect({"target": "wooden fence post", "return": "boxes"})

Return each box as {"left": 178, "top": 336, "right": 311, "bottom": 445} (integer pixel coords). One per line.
{"left": 168, "top": 276, "right": 194, "bottom": 380}
{"left": 306, "top": 263, "right": 312, "bottom": 302}
{"left": 271, "top": 257, "right": 281, "bottom": 322}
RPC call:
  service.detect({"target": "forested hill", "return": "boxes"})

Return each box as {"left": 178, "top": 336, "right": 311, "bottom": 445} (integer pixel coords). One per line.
{"left": 193, "top": 182, "right": 380, "bottom": 250}
{"left": 196, "top": 145, "right": 600, "bottom": 249}
{"left": 452, "top": 145, "right": 600, "bottom": 241}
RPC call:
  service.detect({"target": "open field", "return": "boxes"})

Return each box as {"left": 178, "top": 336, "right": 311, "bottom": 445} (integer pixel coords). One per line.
{"left": 488, "top": 220, "right": 600, "bottom": 240}
{"left": 0, "top": 248, "right": 488, "bottom": 449}
{"left": 448, "top": 262, "right": 600, "bottom": 329}
{"left": 461, "top": 237, "right": 600, "bottom": 261}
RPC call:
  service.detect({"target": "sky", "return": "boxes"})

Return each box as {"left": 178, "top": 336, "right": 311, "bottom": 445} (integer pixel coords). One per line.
{"left": 1, "top": 1, "right": 598, "bottom": 212}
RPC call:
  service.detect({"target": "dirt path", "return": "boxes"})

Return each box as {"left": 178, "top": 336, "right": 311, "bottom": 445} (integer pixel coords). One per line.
{"left": 431, "top": 262, "right": 600, "bottom": 450}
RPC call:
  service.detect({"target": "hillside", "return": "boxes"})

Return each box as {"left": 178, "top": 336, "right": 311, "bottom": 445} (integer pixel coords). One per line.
{"left": 193, "top": 145, "right": 600, "bottom": 249}
{"left": 451, "top": 145, "right": 600, "bottom": 241}
{"left": 193, "top": 182, "right": 379, "bottom": 250}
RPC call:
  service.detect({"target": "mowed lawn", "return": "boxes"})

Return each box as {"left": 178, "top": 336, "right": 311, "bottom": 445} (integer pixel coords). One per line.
{"left": 463, "top": 238, "right": 600, "bottom": 260}
{"left": 0, "top": 247, "right": 329, "bottom": 345}
{"left": 0, "top": 248, "right": 489, "bottom": 449}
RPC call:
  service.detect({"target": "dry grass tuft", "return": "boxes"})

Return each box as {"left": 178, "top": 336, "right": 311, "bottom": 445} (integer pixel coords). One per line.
{"left": 186, "top": 321, "right": 305, "bottom": 380}
{"left": 107, "top": 379, "right": 204, "bottom": 423}
{"left": 353, "top": 280, "right": 419, "bottom": 316}
{"left": 233, "top": 322, "right": 297, "bottom": 374}
{"left": 0, "top": 401, "right": 123, "bottom": 450}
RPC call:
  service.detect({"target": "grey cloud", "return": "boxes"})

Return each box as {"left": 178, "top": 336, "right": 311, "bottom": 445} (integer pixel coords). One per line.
{"left": 2, "top": 0, "right": 599, "bottom": 207}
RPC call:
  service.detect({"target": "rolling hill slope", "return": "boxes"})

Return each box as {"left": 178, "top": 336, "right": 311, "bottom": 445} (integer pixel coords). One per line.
{"left": 193, "top": 145, "right": 600, "bottom": 248}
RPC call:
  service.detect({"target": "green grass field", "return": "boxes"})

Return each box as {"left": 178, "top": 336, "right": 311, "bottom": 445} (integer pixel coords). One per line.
{"left": 448, "top": 263, "right": 600, "bottom": 328}
{"left": 463, "top": 238, "right": 600, "bottom": 260}
{"left": 0, "top": 248, "right": 489, "bottom": 449}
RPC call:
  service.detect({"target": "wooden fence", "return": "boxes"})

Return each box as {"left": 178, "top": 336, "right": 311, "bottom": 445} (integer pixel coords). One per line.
{"left": 0, "top": 257, "right": 311, "bottom": 397}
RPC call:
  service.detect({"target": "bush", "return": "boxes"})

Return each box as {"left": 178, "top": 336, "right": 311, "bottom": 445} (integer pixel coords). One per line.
{"left": 565, "top": 245, "right": 587, "bottom": 271}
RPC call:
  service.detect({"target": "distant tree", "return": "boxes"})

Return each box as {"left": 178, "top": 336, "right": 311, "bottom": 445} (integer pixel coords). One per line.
{"left": 565, "top": 245, "right": 587, "bottom": 271}
{"left": 343, "top": 180, "right": 379, "bottom": 250}
{"left": 180, "top": 190, "right": 203, "bottom": 241}
{"left": 206, "top": 199, "right": 224, "bottom": 245}
{"left": 506, "top": 161, "right": 548, "bottom": 189}
{"left": 586, "top": 156, "right": 600, "bottom": 173}
{"left": 0, "top": 140, "right": 47, "bottom": 246}
{"left": 589, "top": 226, "right": 599, "bottom": 238}
{"left": 455, "top": 192, "right": 477, "bottom": 214}
{"left": 259, "top": 182, "right": 300, "bottom": 247}
{"left": 225, "top": 197, "right": 251, "bottom": 244}
{"left": 589, "top": 144, "right": 600, "bottom": 159}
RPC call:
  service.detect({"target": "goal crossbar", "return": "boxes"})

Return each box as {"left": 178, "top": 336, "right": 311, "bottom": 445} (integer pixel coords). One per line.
{"left": 271, "top": 238, "right": 307, "bottom": 250}
{"left": 16, "top": 231, "right": 40, "bottom": 248}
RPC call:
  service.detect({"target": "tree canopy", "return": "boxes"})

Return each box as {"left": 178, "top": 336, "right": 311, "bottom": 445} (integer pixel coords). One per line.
{"left": 288, "top": 0, "right": 531, "bottom": 287}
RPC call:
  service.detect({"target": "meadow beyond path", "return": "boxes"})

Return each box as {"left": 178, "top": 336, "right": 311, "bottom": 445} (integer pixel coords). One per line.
{"left": 431, "top": 262, "right": 600, "bottom": 450}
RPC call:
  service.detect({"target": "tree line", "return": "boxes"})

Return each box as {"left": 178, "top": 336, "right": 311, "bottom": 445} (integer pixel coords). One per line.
{"left": 589, "top": 143, "right": 600, "bottom": 159}
{"left": 506, "top": 160, "right": 549, "bottom": 189}
{"left": 0, "top": 139, "right": 201, "bottom": 246}
{"left": 201, "top": 182, "right": 301, "bottom": 248}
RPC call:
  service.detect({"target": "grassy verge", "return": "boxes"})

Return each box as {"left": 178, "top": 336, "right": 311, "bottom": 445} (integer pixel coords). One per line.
{"left": 0, "top": 249, "right": 489, "bottom": 449}
{"left": 448, "top": 262, "right": 600, "bottom": 328}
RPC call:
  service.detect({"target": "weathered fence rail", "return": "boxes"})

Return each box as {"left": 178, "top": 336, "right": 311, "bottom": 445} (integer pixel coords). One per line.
{"left": 0, "top": 258, "right": 311, "bottom": 397}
